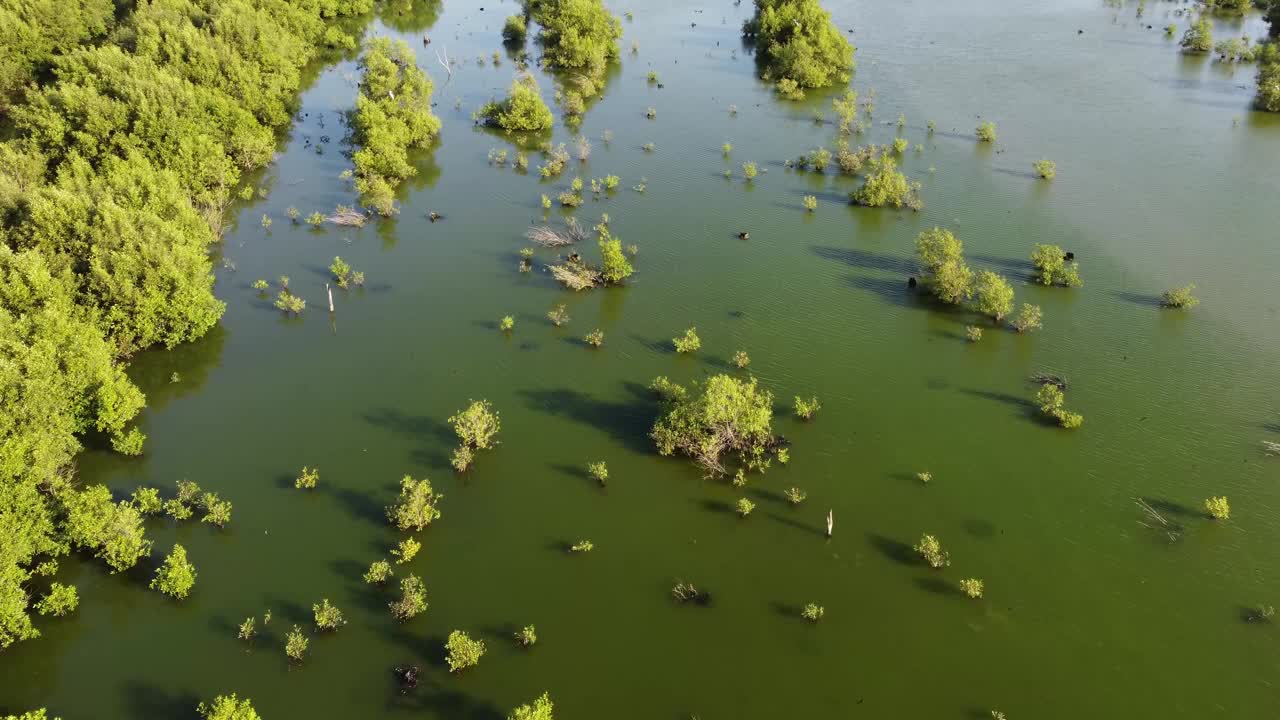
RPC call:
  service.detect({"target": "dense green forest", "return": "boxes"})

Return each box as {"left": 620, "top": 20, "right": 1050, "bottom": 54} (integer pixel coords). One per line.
{"left": 0, "top": 0, "right": 375, "bottom": 652}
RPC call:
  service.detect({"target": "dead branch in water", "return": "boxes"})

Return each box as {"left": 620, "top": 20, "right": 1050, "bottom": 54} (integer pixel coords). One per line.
{"left": 1134, "top": 498, "right": 1181, "bottom": 542}
{"left": 549, "top": 261, "right": 600, "bottom": 291}
{"left": 526, "top": 217, "right": 587, "bottom": 247}
{"left": 327, "top": 206, "right": 366, "bottom": 227}
{"left": 1263, "top": 440, "right": 1280, "bottom": 456}
{"left": 1031, "top": 372, "right": 1068, "bottom": 390}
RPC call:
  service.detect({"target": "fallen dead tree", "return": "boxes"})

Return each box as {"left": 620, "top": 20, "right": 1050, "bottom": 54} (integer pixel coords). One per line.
{"left": 526, "top": 217, "right": 587, "bottom": 247}
{"left": 327, "top": 205, "right": 367, "bottom": 227}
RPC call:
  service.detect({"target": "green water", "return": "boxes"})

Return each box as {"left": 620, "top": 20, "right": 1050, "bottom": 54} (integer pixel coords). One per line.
{"left": 5, "top": 1, "right": 1280, "bottom": 717}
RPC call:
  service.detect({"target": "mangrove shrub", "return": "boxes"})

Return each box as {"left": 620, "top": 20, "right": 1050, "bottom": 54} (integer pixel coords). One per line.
{"left": 477, "top": 74, "right": 554, "bottom": 132}
{"left": 742, "top": 0, "right": 855, "bottom": 89}
{"left": 651, "top": 374, "right": 777, "bottom": 477}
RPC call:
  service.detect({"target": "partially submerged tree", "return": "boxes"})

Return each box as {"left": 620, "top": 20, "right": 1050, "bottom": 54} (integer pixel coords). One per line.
{"left": 525, "top": 0, "right": 623, "bottom": 79}
{"left": 851, "top": 151, "right": 921, "bottom": 209}
{"left": 1182, "top": 17, "right": 1213, "bottom": 53}
{"left": 445, "top": 630, "right": 486, "bottom": 672}
{"left": 386, "top": 476, "right": 443, "bottom": 531}
{"left": 151, "top": 544, "right": 196, "bottom": 600}
{"left": 973, "top": 270, "right": 1015, "bottom": 322}
{"left": 914, "top": 534, "right": 950, "bottom": 568}
{"left": 1161, "top": 284, "right": 1199, "bottom": 309}
{"left": 197, "top": 694, "right": 261, "bottom": 720}
{"left": 915, "top": 228, "right": 973, "bottom": 304}
{"left": 1030, "top": 244, "right": 1082, "bottom": 287}
{"left": 390, "top": 574, "right": 428, "bottom": 621}
{"left": 1035, "top": 384, "right": 1083, "bottom": 429}
{"left": 650, "top": 374, "right": 778, "bottom": 477}
{"left": 742, "top": 0, "right": 855, "bottom": 90}
{"left": 477, "top": 74, "right": 554, "bottom": 132}
{"left": 508, "top": 692, "right": 555, "bottom": 720}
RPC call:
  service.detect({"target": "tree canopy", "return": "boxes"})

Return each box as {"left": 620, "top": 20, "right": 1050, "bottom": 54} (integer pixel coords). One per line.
{"left": 525, "top": 0, "right": 623, "bottom": 78}
{"left": 743, "top": 0, "right": 855, "bottom": 90}
{"left": 651, "top": 374, "right": 778, "bottom": 477}
{"left": 477, "top": 74, "right": 555, "bottom": 132}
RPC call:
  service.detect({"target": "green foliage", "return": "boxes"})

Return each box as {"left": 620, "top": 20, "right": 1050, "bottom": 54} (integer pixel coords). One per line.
{"left": 743, "top": 0, "right": 855, "bottom": 89}
{"left": 801, "top": 603, "right": 824, "bottom": 622}
{"left": 274, "top": 290, "right": 305, "bottom": 315}
{"left": 976, "top": 121, "right": 997, "bottom": 142}
{"left": 723, "top": 142, "right": 733, "bottom": 156}
{"left": 285, "top": 625, "right": 308, "bottom": 662}
{"left": 569, "top": 539, "right": 594, "bottom": 552}
{"left": 61, "top": 484, "right": 153, "bottom": 573}
{"left": 917, "top": 471, "right": 932, "bottom": 484}
{"left": 307, "top": 212, "right": 326, "bottom": 226}
{"left": 313, "top": 599, "right": 346, "bottom": 631}
{"left": 742, "top": 161, "right": 759, "bottom": 180}
{"left": 330, "top": 257, "right": 352, "bottom": 287}
{"left": 914, "top": 534, "right": 950, "bottom": 568}
{"left": 198, "top": 694, "right": 261, "bottom": 720}
{"left": 1035, "top": 384, "right": 1083, "bottom": 429}
{"left": 1205, "top": 496, "right": 1230, "bottom": 520}
{"left": 445, "top": 630, "right": 486, "bottom": 672}
{"left": 515, "top": 624, "right": 538, "bottom": 646}
{"left": 960, "top": 578, "right": 984, "bottom": 599}
{"left": 973, "top": 271, "right": 1015, "bottom": 322}
{"left": 237, "top": 616, "right": 256, "bottom": 642}
{"left": 733, "top": 350, "right": 751, "bottom": 369}
{"left": 508, "top": 692, "right": 555, "bottom": 720}
{"left": 478, "top": 74, "right": 554, "bottom": 132}
{"left": 112, "top": 427, "right": 146, "bottom": 456}
{"left": 1257, "top": 44, "right": 1280, "bottom": 111}
{"left": 352, "top": 38, "right": 442, "bottom": 215}
{"left": 151, "top": 544, "right": 196, "bottom": 600}
{"left": 1182, "top": 17, "right": 1214, "bottom": 53}
{"left": 785, "top": 487, "right": 807, "bottom": 504}
{"left": 390, "top": 574, "right": 428, "bottom": 621}
{"left": 1011, "top": 303, "right": 1043, "bottom": 333}
{"left": 548, "top": 304, "right": 570, "bottom": 326}
{"left": 386, "top": 476, "right": 443, "bottom": 531}
{"left": 1161, "top": 284, "right": 1199, "bottom": 309}
{"left": 965, "top": 325, "right": 983, "bottom": 342}
{"left": 803, "top": 195, "right": 818, "bottom": 211}
{"left": 892, "top": 137, "right": 909, "bottom": 154}
{"left": 503, "top": 14, "right": 528, "bottom": 44}
{"left": 364, "top": 559, "right": 393, "bottom": 585}
{"left": 392, "top": 537, "right": 421, "bottom": 564}
{"left": 34, "top": 583, "right": 78, "bottom": 617}
{"left": 673, "top": 327, "right": 702, "bottom": 353}
{"left": 450, "top": 400, "right": 501, "bottom": 451}
{"left": 585, "top": 329, "right": 605, "bottom": 347}
{"left": 296, "top": 466, "right": 319, "bottom": 490}
{"left": 1034, "top": 159, "right": 1057, "bottom": 179}
{"left": 651, "top": 374, "right": 776, "bottom": 477}
{"left": 851, "top": 151, "right": 921, "bottom": 209}
{"left": 736, "top": 497, "right": 756, "bottom": 517}
{"left": 598, "top": 227, "right": 634, "bottom": 284}
{"left": 1030, "top": 244, "right": 1082, "bottom": 287}
{"left": 199, "top": 491, "right": 232, "bottom": 528}
{"left": 131, "top": 487, "right": 163, "bottom": 515}
{"left": 915, "top": 228, "right": 973, "bottom": 304}
{"left": 526, "top": 0, "right": 623, "bottom": 77}
{"left": 794, "top": 396, "right": 821, "bottom": 421}
{"left": 501, "top": 316, "right": 515, "bottom": 332}
{"left": 587, "top": 461, "right": 609, "bottom": 484}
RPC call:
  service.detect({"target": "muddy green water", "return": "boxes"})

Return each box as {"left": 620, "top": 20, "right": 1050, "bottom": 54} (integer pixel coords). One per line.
{"left": 5, "top": 0, "right": 1280, "bottom": 717}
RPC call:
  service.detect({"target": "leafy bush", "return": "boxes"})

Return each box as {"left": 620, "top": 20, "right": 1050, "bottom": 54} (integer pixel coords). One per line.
{"left": 501, "top": 316, "right": 515, "bottom": 332}
{"left": 503, "top": 14, "right": 527, "bottom": 43}
{"left": 1030, "top": 244, "right": 1082, "bottom": 287}
{"left": 445, "top": 630, "right": 486, "bottom": 671}
{"left": 364, "top": 560, "right": 393, "bottom": 585}
{"left": 392, "top": 537, "right": 421, "bottom": 564}
{"left": 785, "top": 487, "right": 807, "bottom": 504}
{"left": 198, "top": 694, "right": 261, "bottom": 720}
{"left": 477, "top": 74, "right": 554, "bottom": 132}
{"left": 508, "top": 693, "right": 555, "bottom": 720}
{"left": 1010, "top": 303, "right": 1043, "bottom": 333}
{"left": 285, "top": 625, "right": 308, "bottom": 662}
{"left": 1161, "top": 284, "right": 1199, "bottom": 309}
{"left": 913, "top": 534, "right": 949, "bottom": 568}
{"left": 651, "top": 374, "right": 777, "bottom": 477}
{"left": 390, "top": 574, "right": 428, "bottom": 621}
{"left": 973, "top": 271, "right": 1014, "bottom": 322}
{"left": 1033, "top": 159, "right": 1056, "bottom": 179}
{"left": 915, "top": 228, "right": 973, "bottom": 304}
{"left": 1205, "top": 496, "right": 1230, "bottom": 520}
{"left": 794, "top": 396, "right": 821, "bottom": 421}
{"left": 515, "top": 625, "right": 538, "bottom": 647}
{"left": 742, "top": 0, "right": 855, "bottom": 88}
{"left": 1182, "top": 17, "right": 1213, "bottom": 53}
{"left": 1035, "top": 384, "right": 1083, "bottom": 429}
{"left": 736, "top": 497, "right": 756, "bottom": 517}
{"left": 587, "top": 461, "right": 608, "bottom": 484}
{"left": 733, "top": 350, "right": 751, "bottom": 368}
{"left": 527, "top": 0, "right": 623, "bottom": 77}
{"left": 965, "top": 326, "right": 983, "bottom": 342}
{"left": 151, "top": 544, "right": 197, "bottom": 599}
{"left": 296, "top": 466, "right": 319, "bottom": 489}
{"left": 976, "top": 121, "right": 997, "bottom": 142}
{"left": 851, "top": 151, "right": 921, "bottom": 209}
{"left": 450, "top": 400, "right": 501, "bottom": 450}
{"left": 803, "top": 195, "right": 818, "bottom": 211}
{"left": 313, "top": 599, "right": 346, "bottom": 631}
{"left": 742, "top": 161, "right": 758, "bottom": 180}
{"left": 386, "top": 476, "right": 443, "bottom": 531}
{"left": 801, "top": 603, "right": 824, "bottom": 622}
{"left": 569, "top": 539, "right": 594, "bottom": 552}
{"left": 548, "top": 304, "right": 570, "bottom": 326}
{"left": 34, "top": 583, "right": 78, "bottom": 617}
{"left": 960, "top": 578, "right": 984, "bottom": 599}
{"left": 673, "top": 327, "right": 702, "bottom": 353}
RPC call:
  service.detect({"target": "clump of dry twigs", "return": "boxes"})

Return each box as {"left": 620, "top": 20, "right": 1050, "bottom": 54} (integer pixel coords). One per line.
{"left": 525, "top": 217, "right": 587, "bottom": 247}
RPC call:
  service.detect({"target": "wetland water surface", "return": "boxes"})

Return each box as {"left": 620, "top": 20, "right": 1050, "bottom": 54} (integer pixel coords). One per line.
{"left": 4, "top": 0, "right": 1280, "bottom": 718}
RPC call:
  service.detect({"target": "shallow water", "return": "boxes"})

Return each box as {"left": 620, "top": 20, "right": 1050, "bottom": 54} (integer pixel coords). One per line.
{"left": 5, "top": 1, "right": 1280, "bottom": 718}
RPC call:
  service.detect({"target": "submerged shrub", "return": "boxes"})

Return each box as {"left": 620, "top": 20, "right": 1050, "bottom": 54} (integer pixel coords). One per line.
{"left": 296, "top": 466, "right": 319, "bottom": 489}
{"left": 587, "top": 461, "right": 609, "bottom": 485}
{"left": 515, "top": 625, "right": 538, "bottom": 647}
{"left": 742, "top": 0, "right": 855, "bottom": 89}
{"left": 785, "top": 487, "right": 807, "bottom": 504}
{"left": 390, "top": 574, "right": 428, "bottom": 621}
{"left": 548, "top": 304, "right": 570, "bottom": 326}
{"left": 1010, "top": 303, "right": 1043, "bottom": 333}
{"left": 1035, "top": 384, "right": 1083, "bottom": 429}
{"left": 313, "top": 599, "right": 346, "bottom": 631}
{"left": 386, "top": 476, "right": 443, "bottom": 531}
{"left": 973, "top": 271, "right": 1015, "bottom": 322}
{"left": 237, "top": 617, "right": 257, "bottom": 642}
{"left": 445, "top": 631, "right": 486, "bottom": 672}
{"left": 1034, "top": 159, "right": 1057, "bottom": 179}
{"left": 960, "top": 578, "right": 984, "bottom": 599}
{"left": 450, "top": 400, "right": 501, "bottom": 450}
{"left": 34, "top": 583, "right": 78, "bottom": 617}
{"left": 742, "top": 161, "right": 758, "bottom": 180}
{"left": 673, "top": 327, "right": 701, "bottom": 353}
{"left": 794, "top": 396, "right": 821, "bottom": 421}
{"left": 803, "top": 195, "right": 818, "bottom": 211}
{"left": 569, "top": 539, "right": 594, "bottom": 552}
{"left": 914, "top": 534, "right": 950, "bottom": 568}
{"left": 1205, "top": 496, "right": 1230, "bottom": 520}
{"left": 285, "top": 625, "right": 308, "bottom": 662}
{"left": 503, "top": 14, "right": 527, "bottom": 44}
{"left": 501, "top": 316, "right": 515, "bottom": 332}
{"left": 1182, "top": 17, "right": 1213, "bottom": 53}
{"left": 733, "top": 350, "right": 751, "bottom": 369}
{"left": 508, "top": 692, "right": 555, "bottom": 720}
{"left": 851, "top": 151, "right": 921, "bottom": 209}
{"left": 736, "top": 497, "right": 756, "bottom": 517}
{"left": 364, "top": 560, "right": 393, "bottom": 585}
{"left": 976, "top": 121, "right": 997, "bottom": 142}
{"left": 527, "top": 0, "right": 623, "bottom": 77}
{"left": 1030, "top": 244, "right": 1082, "bottom": 287}
{"left": 651, "top": 374, "right": 777, "bottom": 477}
{"left": 801, "top": 603, "right": 824, "bottom": 622}
{"left": 1161, "top": 284, "right": 1199, "bottom": 309}
{"left": 151, "top": 544, "right": 196, "bottom": 599}
{"left": 965, "top": 325, "right": 983, "bottom": 342}
{"left": 198, "top": 694, "right": 261, "bottom": 720}
{"left": 392, "top": 537, "right": 421, "bottom": 564}
{"left": 915, "top": 228, "right": 973, "bottom": 304}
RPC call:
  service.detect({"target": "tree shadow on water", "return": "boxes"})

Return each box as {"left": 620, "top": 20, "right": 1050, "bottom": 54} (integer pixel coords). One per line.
{"left": 123, "top": 683, "right": 200, "bottom": 719}
{"left": 958, "top": 388, "right": 1040, "bottom": 421}
{"left": 811, "top": 245, "right": 914, "bottom": 274}
{"left": 362, "top": 408, "right": 455, "bottom": 467}
{"left": 914, "top": 575, "right": 961, "bottom": 597}
{"left": 1113, "top": 290, "right": 1163, "bottom": 307}
{"left": 518, "top": 387, "right": 655, "bottom": 454}
{"left": 867, "top": 533, "right": 920, "bottom": 566}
